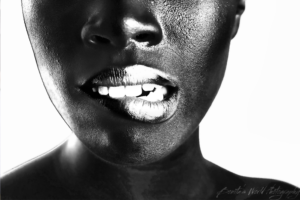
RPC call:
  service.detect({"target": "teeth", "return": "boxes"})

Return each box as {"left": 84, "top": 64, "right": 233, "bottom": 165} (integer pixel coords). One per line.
{"left": 143, "top": 84, "right": 167, "bottom": 95}
{"left": 109, "top": 86, "right": 125, "bottom": 98}
{"left": 98, "top": 86, "right": 109, "bottom": 95}
{"left": 125, "top": 85, "right": 142, "bottom": 97}
{"left": 160, "top": 86, "right": 168, "bottom": 96}
{"left": 142, "top": 84, "right": 156, "bottom": 91}
{"left": 97, "top": 84, "right": 167, "bottom": 101}
{"left": 139, "top": 86, "right": 165, "bottom": 102}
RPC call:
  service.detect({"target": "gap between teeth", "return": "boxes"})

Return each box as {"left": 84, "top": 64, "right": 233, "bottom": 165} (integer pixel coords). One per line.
{"left": 95, "top": 84, "right": 167, "bottom": 102}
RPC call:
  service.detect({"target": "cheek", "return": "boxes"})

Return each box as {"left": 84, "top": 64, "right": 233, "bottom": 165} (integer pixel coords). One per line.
{"left": 158, "top": 0, "right": 235, "bottom": 119}
{"left": 23, "top": 0, "right": 87, "bottom": 65}
{"left": 160, "top": 0, "right": 234, "bottom": 50}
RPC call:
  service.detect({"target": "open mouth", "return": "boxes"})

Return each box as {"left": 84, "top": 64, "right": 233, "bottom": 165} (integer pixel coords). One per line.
{"left": 81, "top": 65, "right": 179, "bottom": 123}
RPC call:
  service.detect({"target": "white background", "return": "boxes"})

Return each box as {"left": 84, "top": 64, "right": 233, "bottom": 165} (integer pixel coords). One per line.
{"left": 1, "top": 0, "right": 300, "bottom": 187}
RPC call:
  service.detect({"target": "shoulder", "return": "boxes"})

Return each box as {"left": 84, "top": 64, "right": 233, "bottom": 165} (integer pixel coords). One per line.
{"left": 215, "top": 177, "right": 300, "bottom": 200}
{"left": 240, "top": 176, "right": 300, "bottom": 200}
{"left": 205, "top": 161, "right": 300, "bottom": 200}
{"left": 1, "top": 148, "right": 74, "bottom": 200}
{"left": 218, "top": 174, "right": 300, "bottom": 200}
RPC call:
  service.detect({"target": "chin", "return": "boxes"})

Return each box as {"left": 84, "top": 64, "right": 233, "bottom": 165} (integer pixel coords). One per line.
{"left": 66, "top": 110, "right": 200, "bottom": 167}
{"left": 80, "top": 134, "right": 179, "bottom": 166}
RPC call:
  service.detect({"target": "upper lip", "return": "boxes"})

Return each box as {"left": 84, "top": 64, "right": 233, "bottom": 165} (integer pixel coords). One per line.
{"left": 83, "top": 65, "right": 178, "bottom": 88}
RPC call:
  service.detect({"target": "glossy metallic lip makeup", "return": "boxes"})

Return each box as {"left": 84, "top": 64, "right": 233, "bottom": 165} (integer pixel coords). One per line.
{"left": 81, "top": 65, "right": 179, "bottom": 123}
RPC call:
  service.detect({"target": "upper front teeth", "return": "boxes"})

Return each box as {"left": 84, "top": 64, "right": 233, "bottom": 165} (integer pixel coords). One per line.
{"left": 142, "top": 84, "right": 155, "bottom": 91}
{"left": 98, "top": 86, "right": 109, "bottom": 95}
{"left": 109, "top": 86, "right": 125, "bottom": 98}
{"left": 125, "top": 85, "right": 143, "bottom": 97}
{"left": 95, "top": 84, "right": 167, "bottom": 101}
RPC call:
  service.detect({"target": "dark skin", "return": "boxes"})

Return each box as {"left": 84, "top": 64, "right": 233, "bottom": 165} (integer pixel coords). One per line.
{"left": 2, "top": 0, "right": 300, "bottom": 199}
{"left": 2, "top": 132, "right": 299, "bottom": 200}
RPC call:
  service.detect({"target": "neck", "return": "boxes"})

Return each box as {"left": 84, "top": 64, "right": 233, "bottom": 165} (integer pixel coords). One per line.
{"left": 58, "top": 127, "right": 213, "bottom": 199}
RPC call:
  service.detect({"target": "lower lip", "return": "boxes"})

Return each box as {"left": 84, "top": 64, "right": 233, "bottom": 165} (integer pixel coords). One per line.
{"left": 86, "top": 92, "right": 179, "bottom": 123}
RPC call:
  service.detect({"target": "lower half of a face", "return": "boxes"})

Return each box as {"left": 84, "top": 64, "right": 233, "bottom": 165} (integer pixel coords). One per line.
{"left": 23, "top": 0, "right": 236, "bottom": 165}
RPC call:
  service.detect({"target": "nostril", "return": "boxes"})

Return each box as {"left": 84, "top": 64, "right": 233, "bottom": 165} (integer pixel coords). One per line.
{"left": 134, "top": 32, "right": 156, "bottom": 43}
{"left": 89, "top": 35, "right": 111, "bottom": 45}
